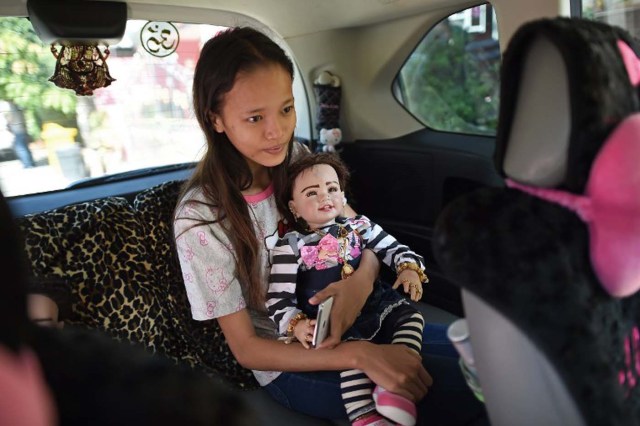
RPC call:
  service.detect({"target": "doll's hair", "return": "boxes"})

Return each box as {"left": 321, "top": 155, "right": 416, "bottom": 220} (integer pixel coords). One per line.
{"left": 278, "top": 152, "right": 351, "bottom": 227}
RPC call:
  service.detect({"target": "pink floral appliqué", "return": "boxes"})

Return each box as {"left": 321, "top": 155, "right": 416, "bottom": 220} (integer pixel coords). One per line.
{"left": 318, "top": 233, "right": 339, "bottom": 258}
{"left": 301, "top": 234, "right": 340, "bottom": 270}
{"left": 301, "top": 246, "right": 320, "bottom": 269}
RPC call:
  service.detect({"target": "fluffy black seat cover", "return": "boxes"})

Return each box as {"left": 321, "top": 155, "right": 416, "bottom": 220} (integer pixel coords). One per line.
{"left": 434, "top": 17, "right": 640, "bottom": 426}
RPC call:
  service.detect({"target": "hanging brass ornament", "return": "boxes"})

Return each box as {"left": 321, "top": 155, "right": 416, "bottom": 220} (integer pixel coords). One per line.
{"left": 49, "top": 44, "right": 115, "bottom": 96}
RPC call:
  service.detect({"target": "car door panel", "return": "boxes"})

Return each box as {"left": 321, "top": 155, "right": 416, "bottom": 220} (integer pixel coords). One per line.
{"left": 340, "top": 128, "right": 503, "bottom": 316}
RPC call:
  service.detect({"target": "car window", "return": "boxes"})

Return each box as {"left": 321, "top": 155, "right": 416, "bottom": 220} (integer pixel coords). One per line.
{"left": 393, "top": 3, "right": 500, "bottom": 136}
{"left": 580, "top": 0, "right": 640, "bottom": 34}
{"left": 0, "top": 18, "right": 310, "bottom": 197}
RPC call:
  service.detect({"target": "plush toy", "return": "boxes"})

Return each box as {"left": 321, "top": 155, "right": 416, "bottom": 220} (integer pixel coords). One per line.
{"left": 313, "top": 70, "right": 342, "bottom": 153}
{"left": 433, "top": 17, "right": 640, "bottom": 425}
{"left": 315, "top": 70, "right": 341, "bottom": 88}
{"left": 318, "top": 128, "right": 342, "bottom": 152}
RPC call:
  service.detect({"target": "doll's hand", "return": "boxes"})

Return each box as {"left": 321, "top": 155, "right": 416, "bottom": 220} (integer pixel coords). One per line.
{"left": 294, "top": 318, "right": 316, "bottom": 349}
{"left": 393, "top": 270, "right": 423, "bottom": 301}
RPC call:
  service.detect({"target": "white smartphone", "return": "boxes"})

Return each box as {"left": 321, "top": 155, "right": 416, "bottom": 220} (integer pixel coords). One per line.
{"left": 312, "top": 296, "right": 334, "bottom": 348}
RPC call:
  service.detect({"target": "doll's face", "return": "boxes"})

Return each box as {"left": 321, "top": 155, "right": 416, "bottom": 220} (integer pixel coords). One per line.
{"left": 288, "top": 164, "right": 345, "bottom": 229}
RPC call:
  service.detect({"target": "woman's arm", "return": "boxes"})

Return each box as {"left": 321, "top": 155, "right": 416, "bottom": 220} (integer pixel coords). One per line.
{"left": 218, "top": 309, "right": 432, "bottom": 401}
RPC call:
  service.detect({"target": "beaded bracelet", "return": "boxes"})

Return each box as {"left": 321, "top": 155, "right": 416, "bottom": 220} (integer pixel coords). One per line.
{"left": 397, "top": 262, "right": 430, "bottom": 284}
{"left": 286, "top": 312, "right": 308, "bottom": 336}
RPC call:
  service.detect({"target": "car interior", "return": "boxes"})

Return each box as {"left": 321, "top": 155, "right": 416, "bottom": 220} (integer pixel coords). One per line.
{"left": 1, "top": 0, "right": 638, "bottom": 425}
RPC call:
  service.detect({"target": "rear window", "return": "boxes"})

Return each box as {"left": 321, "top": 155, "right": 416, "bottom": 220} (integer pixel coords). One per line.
{"left": 0, "top": 18, "right": 310, "bottom": 197}
{"left": 393, "top": 3, "right": 500, "bottom": 136}
{"left": 580, "top": 0, "right": 640, "bottom": 36}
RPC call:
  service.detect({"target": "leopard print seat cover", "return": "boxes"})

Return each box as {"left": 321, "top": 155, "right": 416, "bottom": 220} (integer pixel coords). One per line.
{"left": 18, "top": 181, "right": 256, "bottom": 389}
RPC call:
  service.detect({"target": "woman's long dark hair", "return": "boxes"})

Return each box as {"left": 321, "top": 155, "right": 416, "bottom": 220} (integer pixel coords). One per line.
{"left": 176, "top": 27, "right": 295, "bottom": 309}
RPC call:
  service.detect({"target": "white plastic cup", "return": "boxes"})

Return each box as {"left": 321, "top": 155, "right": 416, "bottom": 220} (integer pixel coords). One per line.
{"left": 447, "top": 318, "right": 475, "bottom": 367}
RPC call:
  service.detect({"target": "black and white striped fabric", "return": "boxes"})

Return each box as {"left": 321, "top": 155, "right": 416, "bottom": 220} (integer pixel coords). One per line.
{"left": 266, "top": 214, "right": 426, "bottom": 335}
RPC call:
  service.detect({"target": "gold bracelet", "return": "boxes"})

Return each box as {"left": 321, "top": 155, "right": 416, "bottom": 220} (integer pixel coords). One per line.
{"left": 397, "top": 262, "right": 429, "bottom": 284}
{"left": 286, "top": 312, "right": 307, "bottom": 336}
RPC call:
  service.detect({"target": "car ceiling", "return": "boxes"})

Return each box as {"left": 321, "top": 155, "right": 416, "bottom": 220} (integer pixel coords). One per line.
{"left": 3, "top": 0, "right": 480, "bottom": 38}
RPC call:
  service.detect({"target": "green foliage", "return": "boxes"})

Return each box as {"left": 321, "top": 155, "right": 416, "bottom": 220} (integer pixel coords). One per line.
{"left": 398, "top": 17, "right": 500, "bottom": 135}
{"left": 0, "top": 17, "right": 77, "bottom": 139}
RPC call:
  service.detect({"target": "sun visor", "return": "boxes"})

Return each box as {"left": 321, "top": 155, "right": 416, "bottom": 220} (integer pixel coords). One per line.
{"left": 27, "top": 0, "right": 127, "bottom": 45}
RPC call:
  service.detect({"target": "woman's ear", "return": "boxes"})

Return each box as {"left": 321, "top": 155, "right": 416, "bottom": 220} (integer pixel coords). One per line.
{"left": 208, "top": 111, "right": 224, "bottom": 133}
{"left": 342, "top": 192, "right": 347, "bottom": 206}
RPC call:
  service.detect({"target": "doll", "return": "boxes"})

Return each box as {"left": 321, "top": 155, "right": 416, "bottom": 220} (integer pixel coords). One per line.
{"left": 267, "top": 152, "right": 429, "bottom": 426}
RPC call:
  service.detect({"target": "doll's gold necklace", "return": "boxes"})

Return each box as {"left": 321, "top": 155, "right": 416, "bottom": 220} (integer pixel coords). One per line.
{"left": 314, "top": 225, "right": 354, "bottom": 279}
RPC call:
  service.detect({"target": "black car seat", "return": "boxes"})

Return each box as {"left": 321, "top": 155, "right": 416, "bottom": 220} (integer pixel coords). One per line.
{"left": 433, "top": 17, "right": 640, "bottom": 426}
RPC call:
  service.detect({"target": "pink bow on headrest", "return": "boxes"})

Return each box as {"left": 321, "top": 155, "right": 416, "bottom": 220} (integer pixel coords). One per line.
{"left": 618, "top": 40, "right": 640, "bottom": 86}
{"left": 506, "top": 111, "right": 640, "bottom": 298}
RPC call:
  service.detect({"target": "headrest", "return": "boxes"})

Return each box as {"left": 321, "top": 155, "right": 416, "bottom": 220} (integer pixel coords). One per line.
{"left": 434, "top": 18, "right": 640, "bottom": 423}
{"left": 495, "top": 17, "right": 640, "bottom": 193}
{"left": 496, "top": 18, "right": 640, "bottom": 298}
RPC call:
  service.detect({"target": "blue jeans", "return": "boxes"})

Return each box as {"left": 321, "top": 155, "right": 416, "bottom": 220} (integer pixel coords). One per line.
{"left": 264, "top": 323, "right": 489, "bottom": 425}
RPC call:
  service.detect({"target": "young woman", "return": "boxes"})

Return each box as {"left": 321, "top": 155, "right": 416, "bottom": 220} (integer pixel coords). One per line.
{"left": 173, "top": 26, "right": 486, "bottom": 425}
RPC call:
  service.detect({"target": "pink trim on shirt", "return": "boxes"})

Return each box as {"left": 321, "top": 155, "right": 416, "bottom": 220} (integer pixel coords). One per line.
{"left": 243, "top": 183, "right": 274, "bottom": 203}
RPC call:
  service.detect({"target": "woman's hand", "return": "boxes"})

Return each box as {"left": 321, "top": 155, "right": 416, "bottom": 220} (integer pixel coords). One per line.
{"left": 218, "top": 308, "right": 432, "bottom": 401}
{"left": 393, "top": 269, "right": 423, "bottom": 301}
{"left": 309, "top": 250, "right": 379, "bottom": 348}
{"left": 357, "top": 342, "right": 433, "bottom": 402}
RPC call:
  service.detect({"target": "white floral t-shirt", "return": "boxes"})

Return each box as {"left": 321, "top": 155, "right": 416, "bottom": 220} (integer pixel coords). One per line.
{"left": 174, "top": 183, "right": 288, "bottom": 385}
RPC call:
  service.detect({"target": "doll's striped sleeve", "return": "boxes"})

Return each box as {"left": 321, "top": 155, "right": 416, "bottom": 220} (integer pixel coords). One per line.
{"left": 354, "top": 215, "right": 426, "bottom": 274}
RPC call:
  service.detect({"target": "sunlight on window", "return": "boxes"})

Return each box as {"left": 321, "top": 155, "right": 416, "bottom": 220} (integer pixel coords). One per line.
{"left": 0, "top": 19, "right": 224, "bottom": 197}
